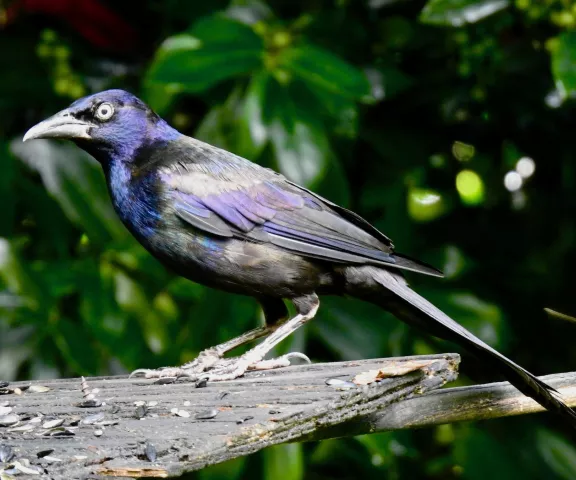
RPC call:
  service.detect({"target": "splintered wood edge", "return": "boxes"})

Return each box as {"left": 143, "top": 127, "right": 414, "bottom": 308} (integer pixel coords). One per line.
{"left": 96, "top": 355, "right": 460, "bottom": 477}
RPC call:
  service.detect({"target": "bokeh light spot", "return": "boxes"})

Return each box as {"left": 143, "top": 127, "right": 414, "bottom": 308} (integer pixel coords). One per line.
{"left": 408, "top": 188, "right": 445, "bottom": 222}
{"left": 504, "top": 171, "right": 523, "bottom": 192}
{"left": 515, "top": 157, "right": 535, "bottom": 178}
{"left": 456, "top": 170, "right": 484, "bottom": 205}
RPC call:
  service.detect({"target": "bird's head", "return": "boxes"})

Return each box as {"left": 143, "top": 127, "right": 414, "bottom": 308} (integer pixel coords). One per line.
{"left": 23, "top": 89, "right": 180, "bottom": 164}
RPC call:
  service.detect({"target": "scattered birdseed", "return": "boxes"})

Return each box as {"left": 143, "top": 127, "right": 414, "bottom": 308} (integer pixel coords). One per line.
{"left": 43, "top": 427, "right": 76, "bottom": 437}
{"left": 195, "top": 378, "right": 208, "bottom": 388}
{"left": 28, "top": 385, "right": 51, "bottom": 393}
{"left": 42, "top": 455, "right": 63, "bottom": 463}
{"left": 195, "top": 409, "right": 218, "bottom": 420}
{"left": 7, "top": 423, "right": 35, "bottom": 433}
{"left": 68, "top": 415, "right": 82, "bottom": 426}
{"left": 42, "top": 419, "right": 64, "bottom": 429}
{"left": 135, "top": 405, "right": 147, "bottom": 419}
{"left": 154, "top": 377, "right": 177, "bottom": 385}
{"left": 81, "top": 413, "right": 105, "bottom": 425}
{"left": 325, "top": 378, "right": 356, "bottom": 389}
{"left": 13, "top": 460, "right": 41, "bottom": 475}
{"left": 36, "top": 449, "right": 54, "bottom": 458}
{"left": 236, "top": 416, "right": 254, "bottom": 425}
{"left": 0, "top": 445, "right": 15, "bottom": 463}
{"left": 144, "top": 441, "right": 157, "bottom": 462}
{"left": 77, "top": 399, "right": 103, "bottom": 408}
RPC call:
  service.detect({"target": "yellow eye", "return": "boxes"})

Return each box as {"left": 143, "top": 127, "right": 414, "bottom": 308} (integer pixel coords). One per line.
{"left": 95, "top": 102, "right": 114, "bottom": 121}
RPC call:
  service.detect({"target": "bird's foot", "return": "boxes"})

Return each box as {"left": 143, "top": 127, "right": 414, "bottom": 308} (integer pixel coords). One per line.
{"left": 129, "top": 348, "right": 222, "bottom": 380}
{"left": 130, "top": 351, "right": 310, "bottom": 382}
{"left": 201, "top": 351, "right": 311, "bottom": 381}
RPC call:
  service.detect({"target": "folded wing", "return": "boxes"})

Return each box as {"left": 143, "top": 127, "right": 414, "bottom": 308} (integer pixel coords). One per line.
{"left": 162, "top": 154, "right": 441, "bottom": 276}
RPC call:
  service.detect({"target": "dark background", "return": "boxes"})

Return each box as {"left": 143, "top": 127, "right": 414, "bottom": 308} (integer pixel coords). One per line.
{"left": 1, "top": 0, "right": 576, "bottom": 478}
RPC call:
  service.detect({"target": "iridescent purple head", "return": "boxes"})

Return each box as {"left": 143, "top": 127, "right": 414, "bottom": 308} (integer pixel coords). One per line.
{"left": 23, "top": 89, "right": 180, "bottom": 164}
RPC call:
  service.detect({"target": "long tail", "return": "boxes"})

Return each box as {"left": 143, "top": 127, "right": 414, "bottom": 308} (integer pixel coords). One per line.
{"left": 344, "top": 266, "right": 576, "bottom": 427}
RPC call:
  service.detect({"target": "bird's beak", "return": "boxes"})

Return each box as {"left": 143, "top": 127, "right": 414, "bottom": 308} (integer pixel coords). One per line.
{"left": 23, "top": 109, "right": 92, "bottom": 142}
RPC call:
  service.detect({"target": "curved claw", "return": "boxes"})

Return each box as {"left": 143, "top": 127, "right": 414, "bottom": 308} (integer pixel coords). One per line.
{"left": 281, "top": 352, "right": 311, "bottom": 364}
{"left": 249, "top": 351, "right": 311, "bottom": 371}
{"left": 129, "top": 368, "right": 154, "bottom": 379}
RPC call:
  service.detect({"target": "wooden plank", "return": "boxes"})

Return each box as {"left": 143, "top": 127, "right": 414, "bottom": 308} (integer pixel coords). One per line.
{"left": 0, "top": 354, "right": 459, "bottom": 479}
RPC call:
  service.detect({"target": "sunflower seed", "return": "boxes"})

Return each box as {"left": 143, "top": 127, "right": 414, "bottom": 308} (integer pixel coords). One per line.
{"left": 7, "top": 423, "right": 35, "bottom": 433}
{"left": 0, "top": 415, "right": 19, "bottom": 427}
{"left": 0, "top": 445, "right": 15, "bottom": 463}
{"left": 36, "top": 449, "right": 54, "bottom": 458}
{"left": 28, "top": 385, "right": 50, "bottom": 393}
{"left": 144, "top": 441, "right": 157, "bottom": 462}
{"left": 42, "top": 419, "right": 64, "bottom": 429}
{"left": 195, "top": 409, "right": 218, "bottom": 420}
{"left": 325, "top": 378, "right": 356, "bottom": 389}
{"left": 77, "top": 399, "right": 102, "bottom": 408}
{"left": 82, "top": 413, "right": 105, "bottom": 425}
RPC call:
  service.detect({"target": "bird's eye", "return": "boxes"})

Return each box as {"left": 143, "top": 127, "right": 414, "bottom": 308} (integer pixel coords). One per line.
{"left": 95, "top": 103, "right": 114, "bottom": 121}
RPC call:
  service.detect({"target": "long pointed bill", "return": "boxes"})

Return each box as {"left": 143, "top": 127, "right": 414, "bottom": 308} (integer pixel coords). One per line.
{"left": 23, "top": 110, "right": 93, "bottom": 142}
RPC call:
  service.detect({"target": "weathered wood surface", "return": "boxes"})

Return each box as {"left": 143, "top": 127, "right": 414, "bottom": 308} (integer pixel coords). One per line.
{"left": 303, "top": 370, "right": 576, "bottom": 442}
{"left": 0, "top": 354, "right": 459, "bottom": 479}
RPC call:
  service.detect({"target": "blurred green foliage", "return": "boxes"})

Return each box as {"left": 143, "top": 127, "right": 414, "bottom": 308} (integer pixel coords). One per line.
{"left": 2, "top": 0, "right": 576, "bottom": 478}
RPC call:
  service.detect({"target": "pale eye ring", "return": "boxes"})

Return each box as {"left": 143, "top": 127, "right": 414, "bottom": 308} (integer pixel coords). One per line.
{"left": 95, "top": 102, "right": 114, "bottom": 121}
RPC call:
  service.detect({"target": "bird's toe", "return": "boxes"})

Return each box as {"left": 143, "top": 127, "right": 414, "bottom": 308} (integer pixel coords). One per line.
{"left": 129, "top": 367, "right": 195, "bottom": 379}
{"left": 250, "top": 352, "right": 311, "bottom": 370}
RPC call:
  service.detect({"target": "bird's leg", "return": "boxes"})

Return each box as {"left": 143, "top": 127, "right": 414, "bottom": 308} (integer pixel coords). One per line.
{"left": 130, "top": 297, "right": 295, "bottom": 379}
{"left": 203, "top": 294, "right": 319, "bottom": 381}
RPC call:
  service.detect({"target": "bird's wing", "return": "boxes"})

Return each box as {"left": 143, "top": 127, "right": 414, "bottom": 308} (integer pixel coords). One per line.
{"left": 160, "top": 140, "right": 441, "bottom": 276}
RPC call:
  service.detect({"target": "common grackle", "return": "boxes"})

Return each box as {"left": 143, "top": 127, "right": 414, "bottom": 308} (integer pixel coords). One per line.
{"left": 24, "top": 90, "right": 576, "bottom": 426}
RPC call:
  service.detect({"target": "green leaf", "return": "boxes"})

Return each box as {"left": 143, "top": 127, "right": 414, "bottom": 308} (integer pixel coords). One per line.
{"left": 537, "top": 429, "right": 576, "bottom": 480}
{"left": 144, "top": 16, "right": 264, "bottom": 111}
{"left": 420, "top": 0, "right": 509, "bottom": 27}
{"left": 278, "top": 44, "right": 370, "bottom": 99}
{"left": 263, "top": 444, "right": 303, "bottom": 480}
{"left": 238, "top": 71, "right": 269, "bottom": 156}
{"left": 551, "top": 32, "right": 576, "bottom": 101}
{"left": 262, "top": 76, "right": 330, "bottom": 186}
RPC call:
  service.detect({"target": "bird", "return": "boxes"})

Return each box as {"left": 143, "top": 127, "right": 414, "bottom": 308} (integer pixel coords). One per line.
{"left": 23, "top": 89, "right": 576, "bottom": 427}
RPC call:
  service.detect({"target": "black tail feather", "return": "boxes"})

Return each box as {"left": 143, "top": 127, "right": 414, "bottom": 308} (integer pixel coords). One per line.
{"left": 350, "top": 266, "right": 576, "bottom": 427}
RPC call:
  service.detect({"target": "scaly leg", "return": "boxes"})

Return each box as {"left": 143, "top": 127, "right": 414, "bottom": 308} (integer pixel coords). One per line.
{"left": 131, "top": 297, "right": 312, "bottom": 379}
{"left": 202, "top": 294, "right": 319, "bottom": 381}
